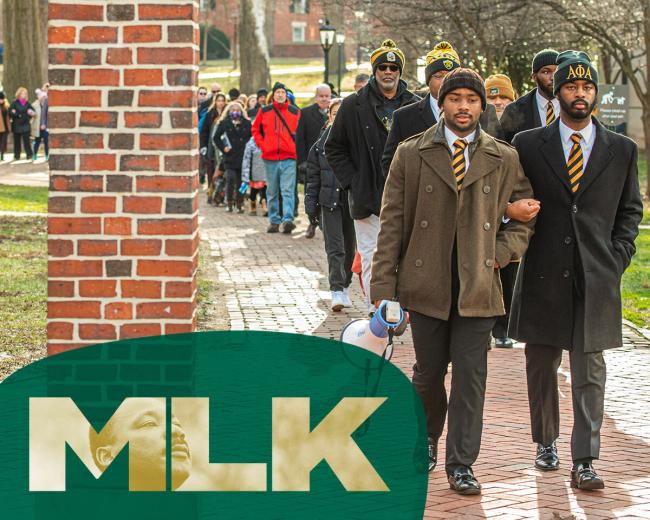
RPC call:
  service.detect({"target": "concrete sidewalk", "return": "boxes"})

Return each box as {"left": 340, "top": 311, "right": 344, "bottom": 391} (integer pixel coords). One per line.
{"left": 200, "top": 195, "right": 650, "bottom": 520}
{"left": 0, "top": 159, "right": 49, "bottom": 187}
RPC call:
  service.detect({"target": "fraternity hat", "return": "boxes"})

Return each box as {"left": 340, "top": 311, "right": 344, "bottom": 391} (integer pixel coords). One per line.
{"left": 424, "top": 41, "right": 461, "bottom": 84}
{"left": 437, "top": 67, "right": 486, "bottom": 110}
{"left": 370, "top": 39, "right": 405, "bottom": 74}
{"left": 485, "top": 74, "right": 515, "bottom": 101}
{"left": 553, "top": 50, "right": 599, "bottom": 95}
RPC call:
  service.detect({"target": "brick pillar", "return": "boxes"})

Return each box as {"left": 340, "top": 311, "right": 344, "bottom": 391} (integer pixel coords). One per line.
{"left": 47, "top": 1, "right": 200, "bottom": 355}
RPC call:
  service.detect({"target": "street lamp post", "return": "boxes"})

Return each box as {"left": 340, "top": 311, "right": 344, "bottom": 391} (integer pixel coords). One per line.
{"left": 336, "top": 33, "right": 346, "bottom": 95}
{"left": 319, "top": 20, "right": 336, "bottom": 84}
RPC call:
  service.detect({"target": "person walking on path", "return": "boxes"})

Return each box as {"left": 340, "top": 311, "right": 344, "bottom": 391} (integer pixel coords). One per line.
{"left": 201, "top": 92, "right": 227, "bottom": 203}
{"left": 32, "top": 89, "right": 49, "bottom": 161}
{"left": 325, "top": 39, "right": 418, "bottom": 312}
{"left": 509, "top": 50, "right": 643, "bottom": 490}
{"left": 9, "top": 87, "right": 35, "bottom": 161}
{"left": 0, "top": 92, "right": 10, "bottom": 162}
{"left": 213, "top": 102, "right": 252, "bottom": 213}
{"left": 485, "top": 74, "right": 516, "bottom": 120}
{"left": 305, "top": 98, "right": 355, "bottom": 312}
{"left": 382, "top": 41, "right": 502, "bottom": 176}
{"left": 251, "top": 82, "right": 301, "bottom": 234}
{"left": 297, "top": 84, "right": 331, "bottom": 239}
{"left": 370, "top": 68, "right": 535, "bottom": 494}
{"left": 241, "top": 136, "right": 267, "bottom": 216}
{"left": 500, "top": 49, "right": 560, "bottom": 143}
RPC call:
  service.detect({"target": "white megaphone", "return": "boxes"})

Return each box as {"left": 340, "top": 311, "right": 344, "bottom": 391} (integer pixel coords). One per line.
{"left": 340, "top": 300, "right": 408, "bottom": 358}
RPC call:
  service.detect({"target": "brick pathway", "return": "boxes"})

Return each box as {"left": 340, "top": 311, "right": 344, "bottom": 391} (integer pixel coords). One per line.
{"left": 200, "top": 196, "right": 650, "bottom": 520}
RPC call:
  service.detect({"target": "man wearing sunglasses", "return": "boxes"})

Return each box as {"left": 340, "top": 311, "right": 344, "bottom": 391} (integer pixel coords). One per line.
{"left": 326, "top": 39, "right": 418, "bottom": 312}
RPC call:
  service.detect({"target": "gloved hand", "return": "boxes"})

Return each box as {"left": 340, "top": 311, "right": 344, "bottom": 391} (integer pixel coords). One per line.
{"left": 239, "top": 181, "right": 249, "bottom": 195}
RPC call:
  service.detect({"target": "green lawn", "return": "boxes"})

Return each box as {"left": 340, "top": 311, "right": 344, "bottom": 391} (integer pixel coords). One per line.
{"left": 0, "top": 185, "right": 48, "bottom": 213}
{"left": 0, "top": 216, "right": 47, "bottom": 379}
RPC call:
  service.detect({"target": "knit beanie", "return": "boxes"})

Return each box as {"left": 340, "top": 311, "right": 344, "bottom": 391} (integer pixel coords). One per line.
{"left": 532, "top": 49, "right": 559, "bottom": 74}
{"left": 553, "top": 50, "right": 599, "bottom": 95}
{"left": 485, "top": 74, "right": 515, "bottom": 101}
{"left": 271, "top": 82, "right": 287, "bottom": 95}
{"left": 424, "top": 41, "right": 461, "bottom": 84}
{"left": 437, "top": 68, "right": 486, "bottom": 110}
{"left": 370, "top": 39, "right": 405, "bottom": 74}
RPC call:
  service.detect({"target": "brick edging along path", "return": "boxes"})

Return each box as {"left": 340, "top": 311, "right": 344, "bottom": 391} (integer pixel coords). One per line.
{"left": 200, "top": 195, "right": 650, "bottom": 520}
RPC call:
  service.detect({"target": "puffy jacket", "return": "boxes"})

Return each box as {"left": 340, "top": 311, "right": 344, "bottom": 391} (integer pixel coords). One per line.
{"left": 213, "top": 117, "right": 252, "bottom": 171}
{"left": 241, "top": 138, "right": 266, "bottom": 183}
{"left": 9, "top": 100, "right": 34, "bottom": 134}
{"left": 251, "top": 101, "right": 300, "bottom": 161}
{"left": 305, "top": 126, "right": 345, "bottom": 216}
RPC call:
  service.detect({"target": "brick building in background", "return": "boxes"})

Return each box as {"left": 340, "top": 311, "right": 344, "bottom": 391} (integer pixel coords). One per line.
{"left": 47, "top": 1, "right": 200, "bottom": 354}
{"left": 202, "top": 0, "right": 352, "bottom": 59}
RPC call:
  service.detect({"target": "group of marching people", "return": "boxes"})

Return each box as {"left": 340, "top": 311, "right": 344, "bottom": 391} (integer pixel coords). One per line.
{"left": 0, "top": 84, "right": 49, "bottom": 162}
{"left": 311, "top": 38, "right": 642, "bottom": 498}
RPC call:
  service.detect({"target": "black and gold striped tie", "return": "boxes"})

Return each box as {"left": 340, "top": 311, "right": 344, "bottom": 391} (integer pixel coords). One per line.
{"left": 546, "top": 101, "right": 555, "bottom": 126}
{"left": 567, "top": 133, "right": 583, "bottom": 193}
{"left": 452, "top": 139, "right": 468, "bottom": 190}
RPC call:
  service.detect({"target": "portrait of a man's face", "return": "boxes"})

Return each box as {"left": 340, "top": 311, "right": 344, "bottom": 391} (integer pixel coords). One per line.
{"left": 89, "top": 397, "right": 192, "bottom": 491}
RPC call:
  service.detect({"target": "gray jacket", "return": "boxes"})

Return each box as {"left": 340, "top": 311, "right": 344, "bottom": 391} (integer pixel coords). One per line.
{"left": 241, "top": 137, "right": 266, "bottom": 183}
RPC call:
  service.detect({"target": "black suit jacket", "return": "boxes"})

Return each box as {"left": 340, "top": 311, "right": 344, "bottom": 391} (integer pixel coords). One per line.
{"left": 381, "top": 93, "right": 504, "bottom": 176}
{"left": 509, "top": 118, "right": 643, "bottom": 351}
{"left": 499, "top": 89, "right": 543, "bottom": 144}
{"left": 296, "top": 103, "right": 327, "bottom": 169}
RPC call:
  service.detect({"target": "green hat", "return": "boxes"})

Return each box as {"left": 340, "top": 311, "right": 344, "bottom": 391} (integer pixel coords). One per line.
{"left": 553, "top": 50, "right": 598, "bottom": 95}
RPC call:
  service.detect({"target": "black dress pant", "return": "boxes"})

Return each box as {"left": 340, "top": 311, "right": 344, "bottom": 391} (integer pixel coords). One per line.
{"left": 409, "top": 308, "right": 496, "bottom": 471}
{"left": 492, "top": 262, "right": 518, "bottom": 339}
{"left": 13, "top": 131, "right": 32, "bottom": 159}
{"left": 525, "top": 296, "right": 606, "bottom": 462}
{"left": 320, "top": 195, "right": 355, "bottom": 291}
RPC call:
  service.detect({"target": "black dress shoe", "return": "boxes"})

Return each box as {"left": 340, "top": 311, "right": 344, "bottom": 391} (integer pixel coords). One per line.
{"left": 571, "top": 462, "right": 605, "bottom": 490}
{"left": 448, "top": 466, "right": 481, "bottom": 495}
{"left": 495, "top": 337, "right": 514, "bottom": 348}
{"left": 428, "top": 438, "right": 437, "bottom": 472}
{"left": 305, "top": 222, "right": 317, "bottom": 239}
{"left": 535, "top": 442, "right": 560, "bottom": 470}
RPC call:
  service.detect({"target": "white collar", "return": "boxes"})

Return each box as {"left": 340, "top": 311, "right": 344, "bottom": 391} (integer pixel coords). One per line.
{"left": 536, "top": 89, "right": 555, "bottom": 108}
{"left": 444, "top": 125, "right": 476, "bottom": 150}
{"left": 558, "top": 117, "right": 594, "bottom": 145}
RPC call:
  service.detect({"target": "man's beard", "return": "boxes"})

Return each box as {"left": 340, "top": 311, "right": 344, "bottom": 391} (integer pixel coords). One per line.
{"left": 559, "top": 96, "right": 596, "bottom": 121}
{"left": 536, "top": 79, "right": 554, "bottom": 99}
{"left": 376, "top": 76, "right": 397, "bottom": 93}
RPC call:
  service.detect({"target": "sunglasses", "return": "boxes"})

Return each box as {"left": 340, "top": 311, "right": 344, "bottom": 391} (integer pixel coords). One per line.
{"left": 377, "top": 64, "right": 399, "bottom": 72}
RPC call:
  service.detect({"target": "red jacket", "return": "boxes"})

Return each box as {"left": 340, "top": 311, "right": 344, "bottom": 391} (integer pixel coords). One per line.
{"left": 251, "top": 101, "right": 300, "bottom": 161}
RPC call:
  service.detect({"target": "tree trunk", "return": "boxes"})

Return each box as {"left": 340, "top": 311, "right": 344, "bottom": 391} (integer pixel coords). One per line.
{"left": 239, "top": 0, "right": 271, "bottom": 94}
{"left": 2, "top": 0, "right": 45, "bottom": 100}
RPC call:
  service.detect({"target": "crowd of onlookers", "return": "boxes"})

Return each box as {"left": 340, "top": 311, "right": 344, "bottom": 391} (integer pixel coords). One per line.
{"left": 0, "top": 83, "right": 49, "bottom": 162}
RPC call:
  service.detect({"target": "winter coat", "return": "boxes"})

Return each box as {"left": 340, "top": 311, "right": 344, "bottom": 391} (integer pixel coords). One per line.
{"left": 296, "top": 103, "right": 328, "bottom": 176}
{"left": 324, "top": 77, "right": 418, "bottom": 219}
{"left": 0, "top": 100, "right": 9, "bottom": 134}
{"left": 213, "top": 117, "right": 252, "bottom": 171}
{"left": 305, "top": 126, "right": 345, "bottom": 216}
{"left": 369, "top": 120, "right": 535, "bottom": 320}
{"left": 241, "top": 138, "right": 266, "bottom": 183}
{"left": 509, "top": 118, "right": 643, "bottom": 352}
{"left": 251, "top": 101, "right": 300, "bottom": 161}
{"left": 9, "top": 99, "right": 34, "bottom": 134}
{"left": 31, "top": 101, "right": 42, "bottom": 139}
{"left": 499, "top": 89, "right": 541, "bottom": 143}
{"left": 200, "top": 107, "right": 222, "bottom": 150}
{"left": 381, "top": 93, "right": 503, "bottom": 176}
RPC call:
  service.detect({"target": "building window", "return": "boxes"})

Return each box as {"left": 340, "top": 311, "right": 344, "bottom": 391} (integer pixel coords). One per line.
{"left": 292, "top": 22, "right": 307, "bottom": 43}
{"left": 289, "top": 0, "right": 309, "bottom": 14}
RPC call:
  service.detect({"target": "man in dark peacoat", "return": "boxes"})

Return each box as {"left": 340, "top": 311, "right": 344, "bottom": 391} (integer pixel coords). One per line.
{"left": 509, "top": 50, "right": 643, "bottom": 490}
{"left": 296, "top": 84, "right": 331, "bottom": 238}
{"left": 325, "top": 39, "right": 417, "bottom": 311}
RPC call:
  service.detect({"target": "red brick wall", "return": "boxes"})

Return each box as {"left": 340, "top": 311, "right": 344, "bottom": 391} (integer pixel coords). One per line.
{"left": 47, "top": 1, "right": 200, "bottom": 354}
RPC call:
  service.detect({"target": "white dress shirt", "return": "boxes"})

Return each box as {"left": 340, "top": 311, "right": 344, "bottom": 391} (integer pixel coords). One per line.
{"left": 429, "top": 95, "right": 442, "bottom": 122}
{"left": 536, "top": 90, "right": 560, "bottom": 127}
{"left": 558, "top": 118, "right": 596, "bottom": 167}
{"left": 444, "top": 125, "right": 476, "bottom": 169}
